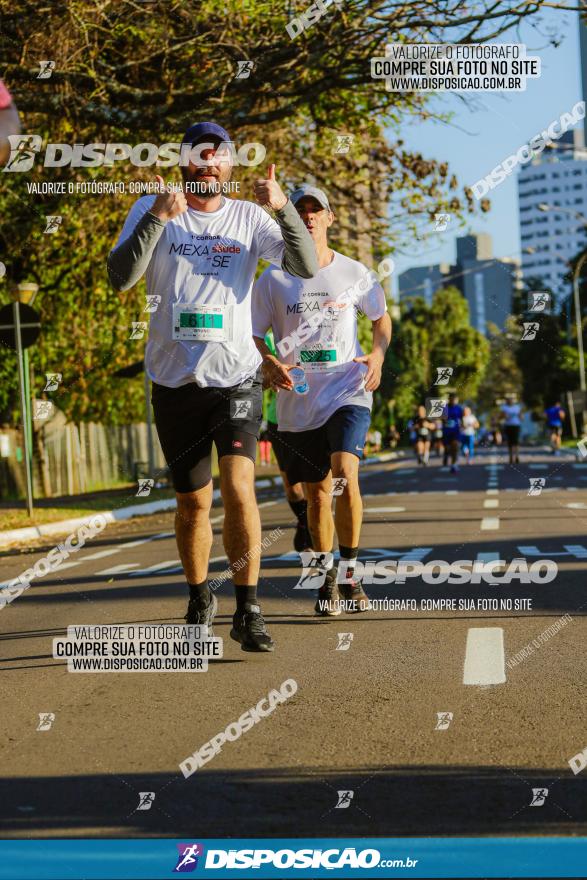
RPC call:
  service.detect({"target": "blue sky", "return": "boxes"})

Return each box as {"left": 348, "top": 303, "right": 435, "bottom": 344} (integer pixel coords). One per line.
{"left": 390, "top": 6, "right": 582, "bottom": 296}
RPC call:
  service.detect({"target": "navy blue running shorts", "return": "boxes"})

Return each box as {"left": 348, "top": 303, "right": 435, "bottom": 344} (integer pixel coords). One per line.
{"left": 276, "top": 405, "right": 371, "bottom": 484}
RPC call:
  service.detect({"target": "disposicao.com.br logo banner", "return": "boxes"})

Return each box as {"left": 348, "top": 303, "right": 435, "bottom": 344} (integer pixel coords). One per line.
{"left": 2, "top": 837, "right": 587, "bottom": 878}
{"left": 172, "top": 843, "right": 402, "bottom": 873}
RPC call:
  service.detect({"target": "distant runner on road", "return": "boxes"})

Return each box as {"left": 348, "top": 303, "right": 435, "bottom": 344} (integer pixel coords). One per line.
{"left": 544, "top": 400, "right": 565, "bottom": 455}
{"left": 442, "top": 392, "right": 463, "bottom": 474}
{"left": 501, "top": 394, "right": 522, "bottom": 465}
{"left": 252, "top": 183, "right": 391, "bottom": 616}
{"left": 412, "top": 405, "right": 434, "bottom": 466}
{"left": 460, "top": 406, "right": 480, "bottom": 464}
{"left": 107, "top": 121, "right": 318, "bottom": 653}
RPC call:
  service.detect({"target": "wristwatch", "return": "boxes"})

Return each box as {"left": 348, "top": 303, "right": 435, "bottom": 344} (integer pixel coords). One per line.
{"left": 0, "top": 80, "right": 13, "bottom": 109}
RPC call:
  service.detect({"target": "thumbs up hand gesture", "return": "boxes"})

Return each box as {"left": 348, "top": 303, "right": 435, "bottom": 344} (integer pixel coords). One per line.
{"left": 253, "top": 164, "right": 288, "bottom": 212}
{"left": 150, "top": 175, "right": 188, "bottom": 223}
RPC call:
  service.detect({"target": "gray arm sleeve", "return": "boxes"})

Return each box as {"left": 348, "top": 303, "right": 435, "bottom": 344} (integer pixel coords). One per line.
{"left": 107, "top": 211, "right": 166, "bottom": 291}
{"left": 274, "top": 200, "right": 319, "bottom": 279}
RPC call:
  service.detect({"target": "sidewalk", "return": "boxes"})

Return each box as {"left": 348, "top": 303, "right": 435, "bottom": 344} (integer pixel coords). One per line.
{"left": 0, "top": 451, "right": 400, "bottom": 548}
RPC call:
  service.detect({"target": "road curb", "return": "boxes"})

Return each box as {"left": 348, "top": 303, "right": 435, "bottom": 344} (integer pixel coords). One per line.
{"left": 0, "top": 452, "right": 399, "bottom": 549}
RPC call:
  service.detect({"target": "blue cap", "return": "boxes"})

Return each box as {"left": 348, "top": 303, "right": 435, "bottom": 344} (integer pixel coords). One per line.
{"left": 182, "top": 121, "right": 231, "bottom": 146}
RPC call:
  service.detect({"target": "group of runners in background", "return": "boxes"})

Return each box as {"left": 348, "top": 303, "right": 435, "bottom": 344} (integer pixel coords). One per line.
{"left": 407, "top": 394, "right": 567, "bottom": 469}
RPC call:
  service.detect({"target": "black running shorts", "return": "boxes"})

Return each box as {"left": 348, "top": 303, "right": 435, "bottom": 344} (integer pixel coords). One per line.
{"left": 151, "top": 371, "right": 263, "bottom": 493}
{"left": 504, "top": 424, "right": 520, "bottom": 446}
{"left": 266, "top": 421, "right": 291, "bottom": 474}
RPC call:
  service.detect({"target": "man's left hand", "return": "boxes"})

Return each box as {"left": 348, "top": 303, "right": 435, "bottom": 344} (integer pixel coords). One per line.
{"left": 253, "top": 164, "right": 288, "bottom": 212}
{"left": 354, "top": 351, "right": 384, "bottom": 392}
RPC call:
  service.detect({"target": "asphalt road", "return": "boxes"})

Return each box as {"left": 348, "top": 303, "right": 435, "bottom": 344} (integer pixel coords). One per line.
{"left": 1, "top": 446, "right": 587, "bottom": 839}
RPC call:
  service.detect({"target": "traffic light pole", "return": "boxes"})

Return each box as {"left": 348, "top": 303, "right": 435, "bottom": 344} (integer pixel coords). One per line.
{"left": 13, "top": 301, "right": 34, "bottom": 516}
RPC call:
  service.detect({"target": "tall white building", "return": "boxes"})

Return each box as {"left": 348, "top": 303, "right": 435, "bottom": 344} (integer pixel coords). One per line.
{"left": 518, "top": 129, "right": 587, "bottom": 306}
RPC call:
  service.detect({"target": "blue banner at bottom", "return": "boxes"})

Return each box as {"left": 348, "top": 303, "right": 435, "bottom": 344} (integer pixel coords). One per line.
{"left": 0, "top": 838, "right": 586, "bottom": 879}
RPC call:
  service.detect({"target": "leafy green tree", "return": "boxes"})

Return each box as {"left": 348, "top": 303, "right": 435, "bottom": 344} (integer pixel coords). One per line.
{"left": 516, "top": 314, "right": 580, "bottom": 415}
{"left": 476, "top": 318, "right": 523, "bottom": 419}
{"left": 386, "top": 287, "right": 489, "bottom": 427}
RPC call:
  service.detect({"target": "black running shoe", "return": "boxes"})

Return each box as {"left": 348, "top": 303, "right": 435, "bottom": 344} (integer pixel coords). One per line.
{"left": 293, "top": 523, "right": 313, "bottom": 553}
{"left": 314, "top": 569, "right": 341, "bottom": 616}
{"left": 231, "top": 602, "right": 275, "bottom": 652}
{"left": 338, "top": 578, "right": 370, "bottom": 613}
{"left": 184, "top": 591, "right": 218, "bottom": 635}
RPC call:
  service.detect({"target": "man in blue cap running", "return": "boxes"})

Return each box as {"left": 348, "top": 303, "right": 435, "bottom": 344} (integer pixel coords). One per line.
{"left": 108, "top": 122, "right": 318, "bottom": 653}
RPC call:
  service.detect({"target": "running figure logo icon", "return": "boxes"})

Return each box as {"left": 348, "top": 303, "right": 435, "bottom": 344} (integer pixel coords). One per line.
{"left": 36, "top": 713, "right": 55, "bottom": 731}
{"left": 136, "top": 478, "right": 155, "bottom": 497}
{"left": 528, "top": 478, "right": 546, "bottom": 496}
{"left": 43, "top": 373, "right": 62, "bottom": 392}
{"left": 433, "top": 213, "right": 451, "bottom": 231}
{"left": 235, "top": 60, "right": 254, "bottom": 78}
{"left": 294, "top": 551, "right": 334, "bottom": 590}
{"left": 174, "top": 844, "right": 204, "bottom": 873}
{"left": 44, "top": 215, "right": 62, "bottom": 233}
{"left": 426, "top": 398, "right": 447, "bottom": 418}
{"left": 232, "top": 399, "right": 252, "bottom": 419}
{"left": 3, "top": 134, "right": 42, "bottom": 172}
{"left": 137, "top": 792, "right": 155, "bottom": 811}
{"left": 435, "top": 712, "right": 453, "bottom": 730}
{"left": 335, "top": 790, "right": 354, "bottom": 809}
{"left": 434, "top": 367, "right": 453, "bottom": 385}
{"left": 37, "top": 60, "right": 56, "bottom": 79}
{"left": 335, "top": 135, "right": 354, "bottom": 154}
{"left": 331, "top": 477, "right": 347, "bottom": 496}
{"left": 521, "top": 322, "right": 539, "bottom": 341}
{"left": 129, "top": 322, "right": 147, "bottom": 340}
{"left": 530, "top": 788, "right": 549, "bottom": 807}
{"left": 33, "top": 400, "right": 54, "bottom": 420}
{"left": 336, "top": 632, "right": 353, "bottom": 651}
{"left": 528, "top": 292, "right": 551, "bottom": 314}
{"left": 144, "top": 295, "right": 161, "bottom": 313}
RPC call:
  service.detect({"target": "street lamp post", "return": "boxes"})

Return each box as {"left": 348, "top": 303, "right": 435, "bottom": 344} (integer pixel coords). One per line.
{"left": 12, "top": 282, "right": 39, "bottom": 516}
{"left": 537, "top": 203, "right": 587, "bottom": 394}
{"left": 573, "top": 251, "right": 587, "bottom": 393}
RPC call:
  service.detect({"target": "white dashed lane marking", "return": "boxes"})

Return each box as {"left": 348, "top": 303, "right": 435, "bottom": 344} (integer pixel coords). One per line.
{"left": 483, "top": 500, "right": 499, "bottom": 508}
{"left": 97, "top": 563, "right": 140, "bottom": 576}
{"left": 481, "top": 517, "right": 500, "bottom": 530}
{"left": 463, "top": 627, "right": 506, "bottom": 686}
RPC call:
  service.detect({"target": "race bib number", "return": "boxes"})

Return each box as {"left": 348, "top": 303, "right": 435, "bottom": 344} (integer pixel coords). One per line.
{"left": 172, "top": 304, "right": 233, "bottom": 342}
{"left": 299, "top": 347, "right": 343, "bottom": 372}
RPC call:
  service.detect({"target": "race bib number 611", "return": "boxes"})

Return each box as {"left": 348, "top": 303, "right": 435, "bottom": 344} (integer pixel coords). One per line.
{"left": 172, "top": 303, "right": 233, "bottom": 342}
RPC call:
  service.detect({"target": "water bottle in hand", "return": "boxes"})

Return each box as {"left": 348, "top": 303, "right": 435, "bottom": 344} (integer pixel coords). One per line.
{"left": 290, "top": 365, "right": 309, "bottom": 396}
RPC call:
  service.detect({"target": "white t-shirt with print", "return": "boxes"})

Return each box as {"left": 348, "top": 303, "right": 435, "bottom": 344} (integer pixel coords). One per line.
{"left": 114, "top": 196, "right": 288, "bottom": 388}
{"left": 252, "top": 251, "right": 387, "bottom": 432}
{"left": 462, "top": 414, "right": 477, "bottom": 436}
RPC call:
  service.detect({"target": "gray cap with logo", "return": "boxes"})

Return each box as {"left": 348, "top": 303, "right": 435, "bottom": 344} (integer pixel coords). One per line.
{"left": 289, "top": 183, "right": 331, "bottom": 212}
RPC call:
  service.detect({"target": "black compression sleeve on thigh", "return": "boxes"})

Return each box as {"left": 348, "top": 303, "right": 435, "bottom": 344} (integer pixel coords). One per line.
{"left": 215, "top": 429, "right": 258, "bottom": 462}
{"left": 173, "top": 457, "right": 213, "bottom": 493}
